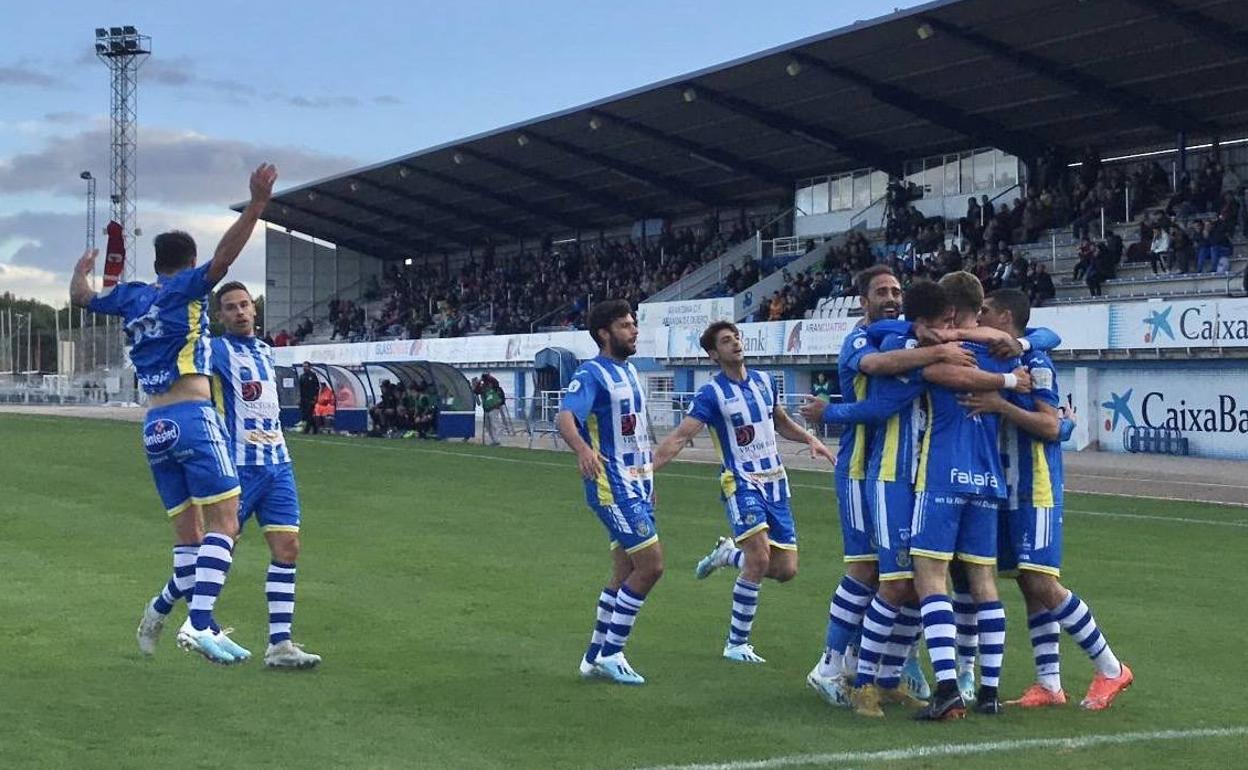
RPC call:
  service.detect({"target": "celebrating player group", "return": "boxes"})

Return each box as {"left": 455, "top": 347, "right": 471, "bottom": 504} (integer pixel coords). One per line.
{"left": 559, "top": 268, "right": 1132, "bottom": 721}
{"left": 70, "top": 164, "right": 320, "bottom": 669}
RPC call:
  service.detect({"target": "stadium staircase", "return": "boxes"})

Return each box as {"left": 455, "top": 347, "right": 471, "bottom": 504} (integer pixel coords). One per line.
{"left": 643, "top": 235, "right": 760, "bottom": 303}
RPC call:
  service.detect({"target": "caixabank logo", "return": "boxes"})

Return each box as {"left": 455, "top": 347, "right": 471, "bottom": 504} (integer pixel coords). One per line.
{"left": 1102, "top": 385, "right": 1248, "bottom": 435}
{"left": 1142, "top": 307, "right": 1174, "bottom": 344}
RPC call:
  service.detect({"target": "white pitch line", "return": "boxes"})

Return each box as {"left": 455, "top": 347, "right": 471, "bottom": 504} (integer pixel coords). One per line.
{"left": 288, "top": 437, "right": 1247, "bottom": 529}
{"left": 1066, "top": 472, "right": 1248, "bottom": 490}
{"left": 629, "top": 726, "right": 1248, "bottom": 770}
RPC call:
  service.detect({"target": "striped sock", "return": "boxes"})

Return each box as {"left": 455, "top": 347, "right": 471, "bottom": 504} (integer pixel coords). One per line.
{"left": 856, "top": 597, "right": 898, "bottom": 687}
{"left": 952, "top": 590, "right": 978, "bottom": 675}
{"left": 599, "top": 585, "right": 646, "bottom": 658}
{"left": 879, "top": 603, "right": 922, "bottom": 690}
{"left": 151, "top": 544, "right": 198, "bottom": 616}
{"left": 819, "top": 575, "right": 874, "bottom": 677}
{"left": 1029, "top": 610, "right": 1063, "bottom": 692}
{"left": 1053, "top": 591, "right": 1122, "bottom": 678}
{"left": 728, "top": 549, "right": 745, "bottom": 569}
{"left": 920, "top": 595, "right": 958, "bottom": 683}
{"left": 728, "top": 577, "right": 761, "bottom": 646}
{"left": 266, "top": 562, "right": 297, "bottom": 645}
{"left": 584, "top": 588, "right": 617, "bottom": 665}
{"left": 976, "top": 601, "right": 1006, "bottom": 689}
{"left": 188, "top": 533, "right": 234, "bottom": 632}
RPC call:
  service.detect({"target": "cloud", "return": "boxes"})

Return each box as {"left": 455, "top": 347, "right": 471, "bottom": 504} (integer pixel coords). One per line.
{"left": 281, "top": 94, "right": 361, "bottom": 109}
{"left": 0, "top": 64, "right": 65, "bottom": 89}
{"left": 42, "top": 111, "right": 87, "bottom": 125}
{"left": 373, "top": 95, "right": 402, "bottom": 106}
{"left": 0, "top": 209, "right": 267, "bottom": 305}
{"left": 138, "top": 56, "right": 396, "bottom": 109}
{"left": 0, "top": 126, "right": 359, "bottom": 206}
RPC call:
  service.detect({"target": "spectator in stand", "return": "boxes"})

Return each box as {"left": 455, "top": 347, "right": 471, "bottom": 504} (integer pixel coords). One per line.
{"left": 1199, "top": 217, "right": 1233, "bottom": 274}
{"left": 274, "top": 329, "right": 292, "bottom": 347}
{"left": 1073, "top": 238, "right": 1096, "bottom": 282}
{"left": 811, "top": 372, "right": 833, "bottom": 401}
{"left": 298, "top": 362, "right": 320, "bottom": 434}
{"left": 1150, "top": 225, "right": 1173, "bottom": 275}
{"left": 313, "top": 383, "right": 335, "bottom": 433}
{"left": 1030, "top": 263, "right": 1056, "bottom": 306}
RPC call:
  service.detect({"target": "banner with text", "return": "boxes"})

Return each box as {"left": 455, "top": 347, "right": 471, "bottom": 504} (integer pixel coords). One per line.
{"left": 637, "top": 298, "right": 736, "bottom": 328}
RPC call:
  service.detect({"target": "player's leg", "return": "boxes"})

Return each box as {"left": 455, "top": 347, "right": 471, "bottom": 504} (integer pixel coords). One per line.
{"left": 257, "top": 464, "right": 321, "bottom": 669}
{"left": 721, "top": 529, "right": 767, "bottom": 662}
{"left": 870, "top": 481, "right": 927, "bottom": 706}
{"left": 137, "top": 502, "right": 203, "bottom": 655}
{"left": 910, "top": 492, "right": 966, "bottom": 721}
{"left": 957, "top": 497, "right": 1006, "bottom": 714}
{"left": 810, "top": 478, "right": 877, "bottom": 703}
{"left": 949, "top": 559, "right": 979, "bottom": 702}
{"left": 592, "top": 500, "right": 662, "bottom": 684}
{"left": 1032, "top": 572, "right": 1132, "bottom": 710}
{"left": 579, "top": 545, "right": 627, "bottom": 677}
{"left": 1001, "top": 504, "right": 1066, "bottom": 707}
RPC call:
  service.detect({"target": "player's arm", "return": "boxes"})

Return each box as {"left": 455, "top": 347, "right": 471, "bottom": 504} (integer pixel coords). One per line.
{"left": 923, "top": 363, "right": 1032, "bottom": 393}
{"left": 652, "top": 416, "right": 705, "bottom": 471}
{"left": 206, "top": 163, "right": 277, "bottom": 284}
{"left": 556, "top": 410, "right": 602, "bottom": 481}
{"left": 774, "top": 404, "right": 835, "bottom": 464}
{"left": 961, "top": 393, "right": 1062, "bottom": 442}
{"left": 864, "top": 319, "right": 913, "bottom": 346}
{"left": 69, "top": 249, "right": 99, "bottom": 309}
{"left": 859, "top": 342, "right": 975, "bottom": 377}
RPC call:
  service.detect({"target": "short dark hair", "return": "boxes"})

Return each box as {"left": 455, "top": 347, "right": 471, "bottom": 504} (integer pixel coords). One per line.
{"left": 586, "top": 299, "right": 634, "bottom": 348}
{"left": 152, "top": 230, "right": 197, "bottom": 275}
{"left": 855, "top": 265, "right": 896, "bottom": 298}
{"left": 699, "top": 320, "right": 739, "bottom": 353}
{"left": 902, "top": 280, "right": 949, "bottom": 323}
{"left": 986, "top": 288, "right": 1031, "bottom": 330}
{"left": 938, "top": 270, "right": 985, "bottom": 314}
{"left": 215, "top": 281, "right": 251, "bottom": 302}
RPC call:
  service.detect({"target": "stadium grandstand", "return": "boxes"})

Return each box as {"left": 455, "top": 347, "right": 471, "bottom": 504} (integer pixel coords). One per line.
{"left": 253, "top": 0, "right": 1248, "bottom": 346}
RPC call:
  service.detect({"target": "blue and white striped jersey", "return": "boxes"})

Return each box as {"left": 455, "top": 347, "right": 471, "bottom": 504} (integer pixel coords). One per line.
{"left": 689, "top": 370, "right": 789, "bottom": 502}
{"left": 208, "top": 333, "right": 290, "bottom": 466}
{"left": 560, "top": 356, "right": 654, "bottom": 507}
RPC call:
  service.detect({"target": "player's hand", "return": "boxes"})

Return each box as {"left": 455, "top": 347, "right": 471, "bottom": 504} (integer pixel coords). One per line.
{"left": 249, "top": 163, "right": 278, "bottom": 207}
{"left": 74, "top": 248, "right": 98, "bottom": 275}
{"left": 808, "top": 436, "right": 836, "bottom": 465}
{"left": 1009, "top": 366, "right": 1032, "bottom": 393}
{"left": 1059, "top": 405, "right": 1078, "bottom": 424}
{"left": 575, "top": 445, "right": 603, "bottom": 481}
{"left": 959, "top": 389, "right": 1007, "bottom": 416}
{"left": 987, "top": 332, "right": 1024, "bottom": 359}
{"left": 937, "top": 341, "right": 976, "bottom": 368}
{"left": 798, "top": 395, "right": 826, "bottom": 424}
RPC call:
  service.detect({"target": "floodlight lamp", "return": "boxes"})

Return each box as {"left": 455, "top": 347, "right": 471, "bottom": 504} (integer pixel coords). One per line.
{"left": 398, "top": 167, "right": 410, "bottom": 178}
{"left": 404, "top": 258, "right": 413, "bottom": 266}
{"left": 110, "top": 41, "right": 123, "bottom": 52}
{"left": 134, "top": 227, "right": 142, "bottom": 236}
{"left": 124, "top": 39, "right": 138, "bottom": 51}
{"left": 95, "top": 28, "right": 106, "bottom": 38}
{"left": 123, "top": 25, "right": 137, "bottom": 35}
{"left": 516, "top": 134, "right": 529, "bottom": 147}
{"left": 682, "top": 87, "right": 697, "bottom": 103}
{"left": 307, "top": 192, "right": 317, "bottom": 202}
{"left": 110, "top": 27, "right": 123, "bottom": 36}
{"left": 916, "top": 23, "right": 934, "bottom": 40}
{"left": 281, "top": 207, "right": 289, "bottom": 216}
{"left": 785, "top": 60, "right": 802, "bottom": 77}
{"left": 452, "top": 152, "right": 465, "bottom": 165}
{"left": 95, "top": 43, "right": 107, "bottom": 54}
{"left": 80, "top": 171, "right": 93, "bottom": 180}
{"left": 348, "top": 181, "right": 359, "bottom": 192}
{"left": 588, "top": 116, "right": 602, "bottom": 131}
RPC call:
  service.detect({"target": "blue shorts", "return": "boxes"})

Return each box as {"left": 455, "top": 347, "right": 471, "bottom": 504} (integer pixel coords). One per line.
{"left": 910, "top": 491, "right": 1000, "bottom": 565}
{"left": 724, "top": 489, "right": 797, "bottom": 550}
{"left": 865, "top": 480, "right": 915, "bottom": 581}
{"left": 238, "top": 464, "right": 302, "bottom": 533}
{"left": 591, "top": 498, "right": 659, "bottom": 554}
{"left": 143, "top": 400, "right": 239, "bottom": 516}
{"left": 998, "top": 504, "right": 1063, "bottom": 577}
{"left": 836, "top": 476, "right": 876, "bottom": 563}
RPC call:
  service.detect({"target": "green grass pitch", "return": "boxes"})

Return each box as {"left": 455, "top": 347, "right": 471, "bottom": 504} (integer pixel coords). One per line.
{"left": 0, "top": 413, "right": 1244, "bottom": 769}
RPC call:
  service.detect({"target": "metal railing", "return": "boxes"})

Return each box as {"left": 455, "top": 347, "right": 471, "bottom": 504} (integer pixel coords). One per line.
{"left": 849, "top": 192, "right": 889, "bottom": 230}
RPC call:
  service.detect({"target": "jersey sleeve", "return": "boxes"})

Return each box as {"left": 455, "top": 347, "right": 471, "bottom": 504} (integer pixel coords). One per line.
{"left": 1025, "top": 351, "right": 1061, "bottom": 407}
{"left": 560, "top": 368, "right": 600, "bottom": 422}
{"left": 687, "top": 385, "right": 718, "bottom": 425}
{"left": 865, "top": 319, "right": 912, "bottom": 346}
{"left": 86, "top": 284, "right": 132, "bottom": 317}
{"left": 1022, "top": 326, "right": 1061, "bottom": 352}
{"left": 821, "top": 380, "right": 918, "bottom": 425}
{"left": 1058, "top": 416, "right": 1077, "bottom": 442}
{"left": 840, "top": 329, "right": 880, "bottom": 374}
{"left": 172, "top": 263, "right": 217, "bottom": 299}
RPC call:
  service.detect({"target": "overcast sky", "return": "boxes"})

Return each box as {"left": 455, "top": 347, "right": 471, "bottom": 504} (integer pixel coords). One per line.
{"left": 0, "top": 0, "right": 927, "bottom": 304}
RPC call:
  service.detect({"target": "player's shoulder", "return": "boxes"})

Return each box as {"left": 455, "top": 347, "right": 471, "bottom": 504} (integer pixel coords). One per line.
{"left": 1024, "top": 348, "right": 1055, "bottom": 369}
{"left": 881, "top": 332, "right": 917, "bottom": 352}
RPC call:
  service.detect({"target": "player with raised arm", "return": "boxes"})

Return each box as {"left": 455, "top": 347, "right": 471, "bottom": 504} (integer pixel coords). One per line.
{"left": 652, "top": 321, "right": 835, "bottom": 664}
{"left": 963, "top": 289, "right": 1133, "bottom": 711}
{"left": 799, "top": 281, "right": 1031, "bottom": 717}
{"left": 805, "top": 265, "right": 977, "bottom": 707}
{"left": 78, "top": 163, "right": 277, "bottom": 665}
{"left": 557, "top": 300, "right": 659, "bottom": 686}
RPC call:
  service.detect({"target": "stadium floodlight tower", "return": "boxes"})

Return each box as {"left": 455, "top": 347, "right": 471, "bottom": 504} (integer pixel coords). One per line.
{"left": 93, "top": 25, "right": 150, "bottom": 281}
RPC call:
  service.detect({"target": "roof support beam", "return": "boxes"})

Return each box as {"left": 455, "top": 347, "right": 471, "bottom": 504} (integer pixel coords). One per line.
{"left": 352, "top": 178, "right": 530, "bottom": 241}
{"left": 313, "top": 189, "right": 476, "bottom": 249}
{"left": 1125, "top": 0, "right": 1248, "bottom": 60}
{"left": 453, "top": 145, "right": 644, "bottom": 220}
{"left": 398, "top": 163, "right": 591, "bottom": 233}
{"left": 789, "top": 51, "right": 1052, "bottom": 160}
{"left": 523, "top": 130, "right": 729, "bottom": 209}
{"left": 586, "top": 109, "right": 794, "bottom": 191}
{"left": 921, "top": 16, "right": 1217, "bottom": 137}
{"left": 275, "top": 200, "right": 429, "bottom": 257}
{"left": 683, "top": 83, "right": 902, "bottom": 175}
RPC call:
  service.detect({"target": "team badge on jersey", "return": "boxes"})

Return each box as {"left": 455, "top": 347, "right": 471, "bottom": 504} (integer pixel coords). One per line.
{"left": 241, "top": 381, "right": 263, "bottom": 401}
{"left": 620, "top": 413, "right": 637, "bottom": 436}
{"left": 735, "top": 424, "right": 756, "bottom": 446}
{"left": 142, "top": 418, "right": 180, "bottom": 454}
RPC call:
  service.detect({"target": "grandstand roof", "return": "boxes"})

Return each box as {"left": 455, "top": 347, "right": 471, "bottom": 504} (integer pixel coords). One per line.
{"left": 247, "top": 0, "right": 1248, "bottom": 260}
